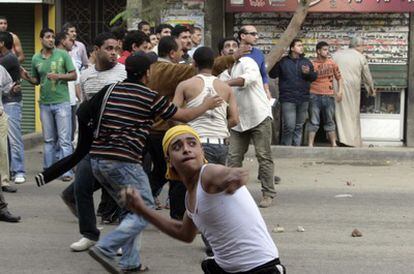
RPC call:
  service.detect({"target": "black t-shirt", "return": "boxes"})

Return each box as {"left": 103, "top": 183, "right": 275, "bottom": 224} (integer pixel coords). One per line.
{"left": 0, "top": 51, "right": 21, "bottom": 103}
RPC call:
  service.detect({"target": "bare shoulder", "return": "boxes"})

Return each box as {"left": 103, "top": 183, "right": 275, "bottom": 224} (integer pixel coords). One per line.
{"left": 213, "top": 78, "right": 232, "bottom": 98}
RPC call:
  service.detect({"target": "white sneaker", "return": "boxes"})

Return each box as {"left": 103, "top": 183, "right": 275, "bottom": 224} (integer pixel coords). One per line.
{"left": 70, "top": 237, "right": 96, "bottom": 252}
{"left": 14, "top": 175, "right": 26, "bottom": 184}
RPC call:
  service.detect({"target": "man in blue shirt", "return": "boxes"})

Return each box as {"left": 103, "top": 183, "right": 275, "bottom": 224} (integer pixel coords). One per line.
{"left": 238, "top": 25, "right": 272, "bottom": 100}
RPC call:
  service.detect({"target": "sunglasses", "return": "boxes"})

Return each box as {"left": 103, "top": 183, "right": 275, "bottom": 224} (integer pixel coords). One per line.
{"left": 243, "top": 32, "right": 259, "bottom": 37}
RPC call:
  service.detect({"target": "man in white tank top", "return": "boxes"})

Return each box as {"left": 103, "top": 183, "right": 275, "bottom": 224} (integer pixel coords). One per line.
{"left": 173, "top": 46, "right": 239, "bottom": 166}
{"left": 121, "top": 125, "right": 285, "bottom": 274}
{"left": 173, "top": 46, "right": 239, "bottom": 256}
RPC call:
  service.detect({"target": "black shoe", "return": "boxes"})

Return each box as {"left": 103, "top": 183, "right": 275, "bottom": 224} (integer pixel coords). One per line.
{"left": 88, "top": 246, "right": 120, "bottom": 274}
{"left": 60, "top": 193, "right": 78, "bottom": 218}
{"left": 0, "top": 210, "right": 21, "bottom": 222}
{"left": 2, "top": 185, "right": 17, "bottom": 193}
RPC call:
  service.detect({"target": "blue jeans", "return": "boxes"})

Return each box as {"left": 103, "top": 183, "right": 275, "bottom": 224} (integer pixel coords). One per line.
{"left": 280, "top": 101, "right": 309, "bottom": 146}
{"left": 40, "top": 102, "right": 73, "bottom": 177}
{"left": 202, "top": 143, "right": 228, "bottom": 165}
{"left": 91, "top": 158, "right": 155, "bottom": 270}
{"left": 308, "top": 94, "right": 336, "bottom": 133}
{"left": 3, "top": 102, "right": 25, "bottom": 177}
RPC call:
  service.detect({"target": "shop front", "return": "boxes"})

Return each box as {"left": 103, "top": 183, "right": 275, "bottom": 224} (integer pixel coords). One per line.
{"left": 226, "top": 0, "right": 414, "bottom": 146}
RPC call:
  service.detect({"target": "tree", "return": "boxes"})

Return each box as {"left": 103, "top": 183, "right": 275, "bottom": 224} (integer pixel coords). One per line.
{"left": 265, "top": 0, "right": 312, "bottom": 72}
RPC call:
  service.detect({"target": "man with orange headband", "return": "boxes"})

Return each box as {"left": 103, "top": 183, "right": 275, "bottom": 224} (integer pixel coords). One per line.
{"left": 121, "top": 125, "right": 285, "bottom": 274}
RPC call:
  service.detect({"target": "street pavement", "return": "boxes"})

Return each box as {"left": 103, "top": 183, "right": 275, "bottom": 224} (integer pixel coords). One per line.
{"left": 1, "top": 145, "right": 414, "bottom": 274}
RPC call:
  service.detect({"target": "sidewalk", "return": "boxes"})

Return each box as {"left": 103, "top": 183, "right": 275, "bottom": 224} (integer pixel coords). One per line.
{"left": 24, "top": 132, "right": 414, "bottom": 161}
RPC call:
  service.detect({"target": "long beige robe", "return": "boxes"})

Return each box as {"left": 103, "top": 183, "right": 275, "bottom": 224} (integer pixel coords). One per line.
{"left": 333, "top": 49, "right": 375, "bottom": 147}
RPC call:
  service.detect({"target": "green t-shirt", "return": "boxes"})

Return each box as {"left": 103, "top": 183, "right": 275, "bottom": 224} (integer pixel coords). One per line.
{"left": 31, "top": 48, "right": 75, "bottom": 104}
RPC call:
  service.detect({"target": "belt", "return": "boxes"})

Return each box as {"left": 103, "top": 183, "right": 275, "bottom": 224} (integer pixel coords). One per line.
{"left": 200, "top": 137, "right": 227, "bottom": 145}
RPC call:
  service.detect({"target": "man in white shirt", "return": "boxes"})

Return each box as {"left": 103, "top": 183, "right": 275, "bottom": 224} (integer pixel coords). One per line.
{"left": 60, "top": 32, "right": 126, "bottom": 252}
{"left": 226, "top": 53, "right": 276, "bottom": 208}
{"left": 217, "top": 37, "right": 239, "bottom": 81}
{"left": 63, "top": 22, "right": 89, "bottom": 71}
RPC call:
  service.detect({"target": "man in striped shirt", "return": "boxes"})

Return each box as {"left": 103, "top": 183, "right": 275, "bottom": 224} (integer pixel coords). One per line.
{"left": 88, "top": 53, "right": 223, "bottom": 273}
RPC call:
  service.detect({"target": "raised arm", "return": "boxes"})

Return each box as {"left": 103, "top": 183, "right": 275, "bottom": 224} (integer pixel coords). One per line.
{"left": 122, "top": 187, "right": 198, "bottom": 243}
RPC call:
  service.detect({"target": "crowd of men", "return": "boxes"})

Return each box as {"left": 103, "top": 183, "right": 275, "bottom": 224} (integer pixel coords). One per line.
{"left": 0, "top": 15, "right": 376, "bottom": 273}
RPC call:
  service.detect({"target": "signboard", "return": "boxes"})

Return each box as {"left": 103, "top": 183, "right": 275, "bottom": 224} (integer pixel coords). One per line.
{"left": 226, "top": 0, "right": 414, "bottom": 13}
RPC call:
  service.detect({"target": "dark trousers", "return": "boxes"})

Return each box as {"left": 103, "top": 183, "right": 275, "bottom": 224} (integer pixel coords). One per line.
{"left": 0, "top": 187, "right": 7, "bottom": 211}
{"left": 201, "top": 258, "right": 286, "bottom": 274}
{"left": 61, "top": 155, "right": 119, "bottom": 241}
{"left": 147, "top": 133, "right": 186, "bottom": 220}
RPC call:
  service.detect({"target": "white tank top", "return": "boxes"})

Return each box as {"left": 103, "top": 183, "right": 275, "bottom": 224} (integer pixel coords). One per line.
{"left": 186, "top": 74, "right": 229, "bottom": 139}
{"left": 186, "top": 164, "right": 278, "bottom": 272}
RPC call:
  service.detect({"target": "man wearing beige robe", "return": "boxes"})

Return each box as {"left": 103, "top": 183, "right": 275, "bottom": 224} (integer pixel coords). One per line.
{"left": 333, "top": 37, "right": 376, "bottom": 147}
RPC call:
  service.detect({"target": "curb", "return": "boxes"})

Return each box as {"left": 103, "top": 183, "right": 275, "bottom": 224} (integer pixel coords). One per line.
{"left": 245, "top": 145, "right": 414, "bottom": 161}
{"left": 23, "top": 132, "right": 43, "bottom": 150}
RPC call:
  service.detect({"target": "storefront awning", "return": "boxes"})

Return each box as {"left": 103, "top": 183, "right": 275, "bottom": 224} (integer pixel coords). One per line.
{"left": 226, "top": 0, "right": 414, "bottom": 13}
{"left": 0, "top": 0, "right": 54, "bottom": 3}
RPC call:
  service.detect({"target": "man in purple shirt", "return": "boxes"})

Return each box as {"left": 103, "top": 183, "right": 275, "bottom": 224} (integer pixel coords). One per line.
{"left": 63, "top": 22, "right": 89, "bottom": 71}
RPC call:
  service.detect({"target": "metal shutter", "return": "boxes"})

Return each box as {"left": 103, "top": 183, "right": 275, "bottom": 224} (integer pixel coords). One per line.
{"left": 0, "top": 4, "right": 35, "bottom": 134}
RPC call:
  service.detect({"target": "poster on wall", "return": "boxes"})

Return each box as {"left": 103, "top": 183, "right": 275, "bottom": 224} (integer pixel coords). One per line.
{"left": 162, "top": 14, "right": 205, "bottom": 44}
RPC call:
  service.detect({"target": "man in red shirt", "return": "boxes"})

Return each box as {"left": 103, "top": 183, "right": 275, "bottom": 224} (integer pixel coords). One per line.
{"left": 308, "top": 41, "right": 343, "bottom": 147}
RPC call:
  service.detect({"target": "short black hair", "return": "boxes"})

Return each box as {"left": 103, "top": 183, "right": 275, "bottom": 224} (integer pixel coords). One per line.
{"left": 316, "top": 41, "right": 329, "bottom": 51}
{"left": 94, "top": 32, "right": 116, "bottom": 47}
{"left": 0, "top": 16, "right": 7, "bottom": 21}
{"left": 138, "top": 20, "right": 150, "bottom": 30}
{"left": 172, "top": 25, "right": 190, "bottom": 38}
{"left": 0, "top": 31, "right": 13, "bottom": 50}
{"left": 289, "top": 38, "right": 302, "bottom": 54}
{"left": 40, "top": 27, "right": 54, "bottom": 39}
{"left": 218, "top": 37, "right": 238, "bottom": 53}
{"left": 125, "top": 52, "right": 154, "bottom": 81}
{"left": 123, "top": 30, "right": 147, "bottom": 51}
{"left": 155, "top": 24, "right": 173, "bottom": 34}
{"left": 55, "top": 31, "right": 69, "bottom": 47}
{"left": 158, "top": 36, "right": 178, "bottom": 58}
{"left": 193, "top": 47, "right": 214, "bottom": 70}
{"left": 62, "top": 22, "right": 76, "bottom": 32}
{"left": 191, "top": 26, "right": 202, "bottom": 34}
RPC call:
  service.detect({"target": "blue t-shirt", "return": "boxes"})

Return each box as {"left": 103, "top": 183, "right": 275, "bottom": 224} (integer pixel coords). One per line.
{"left": 245, "top": 47, "right": 269, "bottom": 85}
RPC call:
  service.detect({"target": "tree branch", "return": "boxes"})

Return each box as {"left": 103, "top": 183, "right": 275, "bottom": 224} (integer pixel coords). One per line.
{"left": 265, "top": 0, "right": 311, "bottom": 73}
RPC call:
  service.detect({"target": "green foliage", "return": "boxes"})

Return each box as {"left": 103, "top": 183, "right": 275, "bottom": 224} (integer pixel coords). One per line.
{"left": 110, "top": 0, "right": 176, "bottom": 26}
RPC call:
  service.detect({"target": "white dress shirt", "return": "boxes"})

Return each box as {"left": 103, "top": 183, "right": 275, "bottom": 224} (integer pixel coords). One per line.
{"left": 230, "top": 57, "right": 272, "bottom": 132}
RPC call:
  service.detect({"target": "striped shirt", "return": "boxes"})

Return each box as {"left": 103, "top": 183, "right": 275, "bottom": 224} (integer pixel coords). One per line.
{"left": 90, "top": 81, "right": 177, "bottom": 163}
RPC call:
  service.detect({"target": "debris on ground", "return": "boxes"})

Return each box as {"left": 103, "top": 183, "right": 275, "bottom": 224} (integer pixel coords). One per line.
{"left": 296, "top": 226, "right": 305, "bottom": 232}
{"left": 272, "top": 224, "right": 284, "bottom": 233}
{"left": 351, "top": 228, "right": 363, "bottom": 237}
{"left": 334, "top": 194, "right": 353, "bottom": 198}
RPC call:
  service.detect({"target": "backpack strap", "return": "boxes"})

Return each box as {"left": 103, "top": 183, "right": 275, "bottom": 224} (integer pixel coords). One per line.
{"left": 94, "top": 82, "right": 117, "bottom": 138}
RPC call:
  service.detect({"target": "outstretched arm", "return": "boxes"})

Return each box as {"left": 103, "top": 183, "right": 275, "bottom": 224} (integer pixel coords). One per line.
{"left": 121, "top": 188, "right": 198, "bottom": 243}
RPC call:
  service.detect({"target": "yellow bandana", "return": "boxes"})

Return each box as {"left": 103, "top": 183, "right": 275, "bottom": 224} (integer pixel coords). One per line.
{"left": 162, "top": 125, "right": 204, "bottom": 181}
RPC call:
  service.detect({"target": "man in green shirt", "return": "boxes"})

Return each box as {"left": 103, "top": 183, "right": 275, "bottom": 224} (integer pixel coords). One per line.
{"left": 22, "top": 27, "right": 76, "bottom": 181}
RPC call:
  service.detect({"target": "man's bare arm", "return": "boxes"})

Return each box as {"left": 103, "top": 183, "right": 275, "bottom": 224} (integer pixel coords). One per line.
{"left": 47, "top": 70, "right": 77, "bottom": 81}
{"left": 172, "top": 81, "right": 186, "bottom": 107}
{"left": 122, "top": 188, "right": 198, "bottom": 243}
{"left": 13, "top": 34, "right": 25, "bottom": 63}
{"left": 172, "top": 95, "right": 223, "bottom": 123}
{"left": 202, "top": 164, "right": 249, "bottom": 194}
{"left": 225, "top": 85, "right": 239, "bottom": 128}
